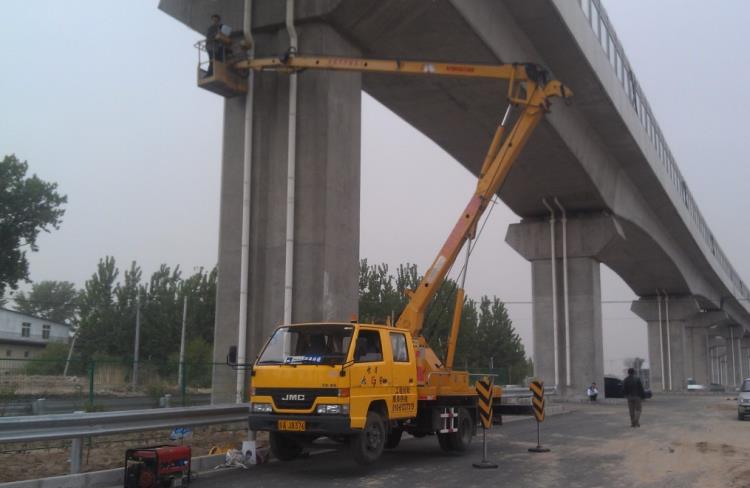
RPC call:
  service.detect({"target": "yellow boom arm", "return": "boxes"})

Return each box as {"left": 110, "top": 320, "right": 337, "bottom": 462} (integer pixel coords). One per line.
{"left": 395, "top": 76, "right": 571, "bottom": 338}
{"left": 240, "top": 53, "right": 572, "bottom": 346}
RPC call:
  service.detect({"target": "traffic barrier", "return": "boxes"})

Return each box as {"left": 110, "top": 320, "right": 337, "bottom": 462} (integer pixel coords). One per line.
{"left": 530, "top": 380, "right": 545, "bottom": 422}
{"left": 472, "top": 376, "right": 498, "bottom": 469}
{"left": 528, "top": 379, "right": 550, "bottom": 453}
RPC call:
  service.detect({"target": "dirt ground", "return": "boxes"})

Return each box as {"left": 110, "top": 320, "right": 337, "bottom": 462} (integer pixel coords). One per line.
{"left": 589, "top": 395, "right": 750, "bottom": 488}
{"left": 0, "top": 423, "right": 252, "bottom": 483}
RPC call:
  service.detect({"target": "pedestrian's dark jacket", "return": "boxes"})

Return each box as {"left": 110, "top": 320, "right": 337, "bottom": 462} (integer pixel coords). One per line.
{"left": 206, "top": 24, "right": 221, "bottom": 47}
{"left": 623, "top": 375, "right": 645, "bottom": 399}
{"left": 206, "top": 24, "right": 220, "bottom": 39}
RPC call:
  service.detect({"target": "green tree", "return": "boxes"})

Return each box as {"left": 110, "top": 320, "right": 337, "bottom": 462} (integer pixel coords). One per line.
{"left": 179, "top": 267, "right": 217, "bottom": 345}
{"left": 0, "top": 155, "right": 67, "bottom": 295}
{"left": 25, "top": 342, "right": 71, "bottom": 375}
{"left": 141, "top": 264, "right": 182, "bottom": 363}
{"left": 358, "top": 260, "right": 409, "bottom": 324}
{"left": 474, "top": 296, "right": 530, "bottom": 382}
{"left": 15, "top": 280, "right": 79, "bottom": 324}
{"left": 169, "top": 338, "right": 213, "bottom": 387}
{"left": 77, "top": 257, "right": 120, "bottom": 361}
{"left": 358, "top": 260, "right": 531, "bottom": 381}
{"left": 75, "top": 259, "right": 218, "bottom": 365}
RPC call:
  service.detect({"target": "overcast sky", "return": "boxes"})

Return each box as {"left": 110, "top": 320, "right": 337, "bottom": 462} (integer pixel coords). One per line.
{"left": 3, "top": 1, "right": 750, "bottom": 376}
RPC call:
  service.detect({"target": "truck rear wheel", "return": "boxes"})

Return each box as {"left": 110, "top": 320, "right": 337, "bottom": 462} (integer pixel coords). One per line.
{"left": 270, "top": 432, "right": 303, "bottom": 461}
{"left": 437, "top": 432, "right": 453, "bottom": 452}
{"left": 437, "top": 408, "right": 473, "bottom": 453}
{"left": 351, "top": 411, "right": 386, "bottom": 465}
{"left": 449, "top": 408, "right": 473, "bottom": 452}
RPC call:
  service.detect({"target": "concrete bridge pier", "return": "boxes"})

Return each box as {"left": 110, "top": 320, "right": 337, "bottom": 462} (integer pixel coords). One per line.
{"left": 210, "top": 21, "right": 362, "bottom": 402}
{"left": 506, "top": 214, "right": 626, "bottom": 397}
{"left": 631, "top": 297, "right": 700, "bottom": 392}
{"left": 723, "top": 325, "right": 746, "bottom": 387}
{"left": 681, "top": 311, "right": 733, "bottom": 387}
{"left": 684, "top": 326, "right": 710, "bottom": 386}
{"left": 742, "top": 337, "right": 750, "bottom": 384}
{"left": 708, "top": 337, "right": 729, "bottom": 386}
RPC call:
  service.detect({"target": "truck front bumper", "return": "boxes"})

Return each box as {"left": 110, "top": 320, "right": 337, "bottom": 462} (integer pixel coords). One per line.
{"left": 248, "top": 413, "right": 356, "bottom": 435}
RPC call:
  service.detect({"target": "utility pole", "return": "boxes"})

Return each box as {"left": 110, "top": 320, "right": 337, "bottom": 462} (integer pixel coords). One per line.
{"left": 63, "top": 332, "right": 78, "bottom": 377}
{"left": 132, "top": 294, "right": 141, "bottom": 389}
{"left": 178, "top": 296, "right": 188, "bottom": 387}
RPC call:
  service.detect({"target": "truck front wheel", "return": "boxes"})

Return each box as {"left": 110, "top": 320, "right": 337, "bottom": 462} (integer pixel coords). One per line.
{"left": 270, "top": 432, "right": 303, "bottom": 461}
{"left": 351, "top": 411, "right": 386, "bottom": 465}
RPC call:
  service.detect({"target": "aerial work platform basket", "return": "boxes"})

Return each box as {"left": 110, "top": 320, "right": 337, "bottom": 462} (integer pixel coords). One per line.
{"left": 195, "top": 39, "right": 247, "bottom": 98}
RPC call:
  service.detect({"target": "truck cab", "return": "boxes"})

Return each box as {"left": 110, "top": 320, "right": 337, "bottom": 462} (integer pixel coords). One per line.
{"left": 248, "top": 322, "right": 419, "bottom": 464}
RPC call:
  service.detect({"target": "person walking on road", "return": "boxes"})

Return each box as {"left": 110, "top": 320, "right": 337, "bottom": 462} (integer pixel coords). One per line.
{"left": 623, "top": 368, "right": 645, "bottom": 427}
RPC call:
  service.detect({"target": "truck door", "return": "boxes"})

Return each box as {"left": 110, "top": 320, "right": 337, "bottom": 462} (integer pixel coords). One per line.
{"left": 349, "top": 328, "right": 392, "bottom": 428}
{"left": 388, "top": 331, "right": 418, "bottom": 418}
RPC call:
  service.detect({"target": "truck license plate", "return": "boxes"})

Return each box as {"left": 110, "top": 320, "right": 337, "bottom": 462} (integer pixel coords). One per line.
{"left": 278, "top": 420, "right": 306, "bottom": 431}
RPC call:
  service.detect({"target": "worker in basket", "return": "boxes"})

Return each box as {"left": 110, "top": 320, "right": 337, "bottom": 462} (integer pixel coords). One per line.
{"left": 205, "top": 14, "right": 229, "bottom": 76}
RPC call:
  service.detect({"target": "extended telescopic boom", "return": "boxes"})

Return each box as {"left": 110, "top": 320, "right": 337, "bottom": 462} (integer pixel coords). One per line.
{"left": 240, "top": 52, "right": 572, "bottom": 353}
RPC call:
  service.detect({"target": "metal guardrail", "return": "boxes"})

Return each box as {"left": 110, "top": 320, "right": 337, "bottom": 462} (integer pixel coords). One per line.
{"left": 0, "top": 403, "right": 249, "bottom": 474}
{"left": 3, "top": 393, "right": 212, "bottom": 417}
{"left": 500, "top": 386, "right": 557, "bottom": 405}
{"left": 577, "top": 0, "right": 749, "bottom": 303}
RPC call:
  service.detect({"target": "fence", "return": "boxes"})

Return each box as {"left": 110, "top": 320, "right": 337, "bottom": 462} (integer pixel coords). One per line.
{"left": 0, "top": 358, "right": 233, "bottom": 416}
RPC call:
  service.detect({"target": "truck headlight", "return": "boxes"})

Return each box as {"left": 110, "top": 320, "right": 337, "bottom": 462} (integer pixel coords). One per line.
{"left": 742, "top": 398, "right": 750, "bottom": 404}
{"left": 251, "top": 403, "right": 273, "bottom": 413}
{"left": 316, "top": 404, "right": 349, "bottom": 415}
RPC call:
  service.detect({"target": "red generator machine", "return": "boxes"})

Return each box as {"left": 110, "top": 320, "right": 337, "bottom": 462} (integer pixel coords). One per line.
{"left": 124, "top": 445, "right": 191, "bottom": 488}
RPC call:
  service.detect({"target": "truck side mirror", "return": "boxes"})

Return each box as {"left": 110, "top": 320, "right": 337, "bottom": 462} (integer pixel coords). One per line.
{"left": 227, "top": 345, "right": 238, "bottom": 366}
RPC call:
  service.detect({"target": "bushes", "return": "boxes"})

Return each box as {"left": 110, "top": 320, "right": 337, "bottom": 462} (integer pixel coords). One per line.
{"left": 24, "top": 343, "right": 71, "bottom": 375}
{"left": 168, "top": 338, "right": 212, "bottom": 388}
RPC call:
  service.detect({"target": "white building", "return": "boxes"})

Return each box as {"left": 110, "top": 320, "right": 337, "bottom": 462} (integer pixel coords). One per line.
{"left": 0, "top": 308, "right": 72, "bottom": 361}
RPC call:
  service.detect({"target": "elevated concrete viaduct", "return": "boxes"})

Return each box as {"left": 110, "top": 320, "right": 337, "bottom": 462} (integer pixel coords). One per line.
{"left": 160, "top": 0, "right": 750, "bottom": 399}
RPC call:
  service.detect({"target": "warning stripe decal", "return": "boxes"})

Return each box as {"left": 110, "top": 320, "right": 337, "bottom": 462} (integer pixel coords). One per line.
{"left": 530, "top": 379, "right": 545, "bottom": 423}
{"left": 476, "top": 376, "right": 494, "bottom": 429}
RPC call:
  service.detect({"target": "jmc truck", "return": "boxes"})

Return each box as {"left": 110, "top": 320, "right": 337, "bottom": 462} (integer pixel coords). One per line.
{"left": 221, "top": 53, "right": 571, "bottom": 465}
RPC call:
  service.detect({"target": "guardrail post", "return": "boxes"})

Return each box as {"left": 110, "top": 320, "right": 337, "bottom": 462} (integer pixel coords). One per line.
{"left": 32, "top": 398, "right": 46, "bottom": 415}
{"left": 70, "top": 437, "right": 83, "bottom": 473}
{"left": 87, "top": 361, "right": 95, "bottom": 409}
{"left": 181, "top": 362, "right": 187, "bottom": 407}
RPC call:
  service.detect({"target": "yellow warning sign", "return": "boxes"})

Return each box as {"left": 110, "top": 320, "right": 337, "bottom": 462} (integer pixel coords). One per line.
{"left": 530, "top": 379, "right": 545, "bottom": 422}
{"left": 476, "top": 376, "right": 493, "bottom": 429}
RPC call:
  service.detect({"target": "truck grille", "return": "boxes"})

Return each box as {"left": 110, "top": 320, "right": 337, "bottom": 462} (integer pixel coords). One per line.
{"left": 255, "top": 388, "right": 338, "bottom": 410}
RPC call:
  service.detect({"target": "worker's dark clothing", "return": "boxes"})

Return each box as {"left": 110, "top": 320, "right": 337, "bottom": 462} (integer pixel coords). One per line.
{"left": 205, "top": 23, "right": 225, "bottom": 76}
{"left": 623, "top": 375, "right": 645, "bottom": 427}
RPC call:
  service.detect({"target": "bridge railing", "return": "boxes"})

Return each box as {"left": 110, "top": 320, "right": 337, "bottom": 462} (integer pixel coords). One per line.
{"left": 577, "top": 0, "right": 749, "bottom": 303}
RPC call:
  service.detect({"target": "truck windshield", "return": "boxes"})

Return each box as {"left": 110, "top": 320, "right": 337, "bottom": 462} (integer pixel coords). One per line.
{"left": 742, "top": 380, "right": 750, "bottom": 392}
{"left": 257, "top": 325, "right": 354, "bottom": 365}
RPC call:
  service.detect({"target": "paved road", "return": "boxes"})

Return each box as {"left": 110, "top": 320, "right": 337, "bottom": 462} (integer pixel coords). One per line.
{"left": 190, "top": 395, "right": 749, "bottom": 488}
